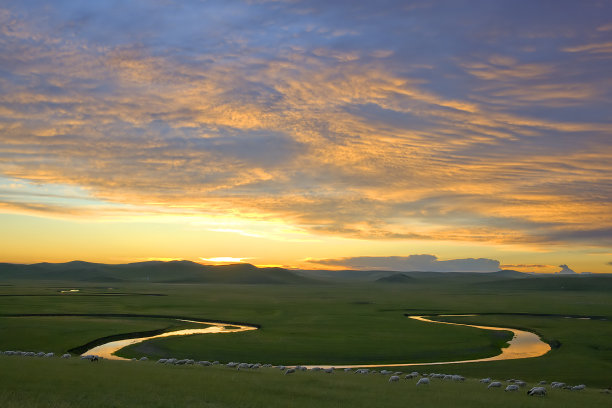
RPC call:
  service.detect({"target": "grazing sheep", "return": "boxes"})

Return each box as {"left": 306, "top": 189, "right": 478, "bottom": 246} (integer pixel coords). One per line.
{"left": 61, "top": 354, "right": 71, "bottom": 359}
{"left": 480, "top": 378, "right": 492, "bottom": 384}
{"left": 528, "top": 387, "right": 547, "bottom": 396}
{"left": 405, "top": 373, "right": 417, "bottom": 379}
{"left": 44, "top": 352, "right": 54, "bottom": 358}
{"left": 389, "top": 375, "right": 400, "bottom": 383}
{"left": 311, "top": 367, "right": 322, "bottom": 372}
{"left": 380, "top": 370, "right": 392, "bottom": 375}
{"left": 278, "top": 365, "right": 286, "bottom": 370}
{"left": 226, "top": 362, "right": 238, "bottom": 368}
{"left": 538, "top": 380, "right": 548, "bottom": 385}
{"left": 505, "top": 385, "right": 519, "bottom": 392}
{"left": 198, "top": 361, "right": 211, "bottom": 366}
{"left": 571, "top": 384, "right": 586, "bottom": 391}
{"left": 416, "top": 378, "right": 430, "bottom": 386}
{"left": 36, "top": 352, "right": 45, "bottom": 357}
{"left": 285, "top": 368, "right": 296, "bottom": 375}
{"left": 452, "top": 375, "right": 465, "bottom": 382}
{"left": 551, "top": 382, "right": 566, "bottom": 388}
{"left": 324, "top": 368, "right": 334, "bottom": 374}
{"left": 515, "top": 380, "right": 527, "bottom": 388}
{"left": 488, "top": 381, "right": 502, "bottom": 389}
{"left": 212, "top": 361, "right": 219, "bottom": 365}
{"left": 344, "top": 368, "right": 352, "bottom": 372}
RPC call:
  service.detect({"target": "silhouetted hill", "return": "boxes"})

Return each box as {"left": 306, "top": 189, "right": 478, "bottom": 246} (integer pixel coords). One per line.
{"left": 375, "top": 273, "right": 416, "bottom": 283}
{"left": 0, "top": 261, "right": 314, "bottom": 284}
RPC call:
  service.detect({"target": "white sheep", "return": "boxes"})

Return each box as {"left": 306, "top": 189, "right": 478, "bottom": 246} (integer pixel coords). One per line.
{"left": 416, "top": 378, "right": 430, "bottom": 386}
{"left": 323, "top": 368, "right": 334, "bottom": 374}
{"left": 61, "top": 354, "right": 71, "bottom": 359}
{"left": 528, "top": 387, "right": 547, "bottom": 396}
{"left": 505, "top": 385, "right": 519, "bottom": 392}
{"left": 551, "top": 382, "right": 566, "bottom": 388}
{"left": 515, "top": 380, "right": 527, "bottom": 387}
{"left": 480, "top": 378, "right": 492, "bottom": 384}
{"left": 285, "top": 368, "right": 296, "bottom": 375}
{"left": 488, "top": 381, "right": 502, "bottom": 389}
{"left": 389, "top": 375, "right": 400, "bottom": 383}
{"left": 571, "top": 384, "right": 586, "bottom": 391}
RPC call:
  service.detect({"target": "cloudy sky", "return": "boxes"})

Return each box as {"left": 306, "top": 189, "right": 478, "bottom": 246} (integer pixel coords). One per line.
{"left": 1, "top": 1, "right": 611, "bottom": 272}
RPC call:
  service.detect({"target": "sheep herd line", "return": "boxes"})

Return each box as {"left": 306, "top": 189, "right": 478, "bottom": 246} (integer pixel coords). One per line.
{"left": 3, "top": 348, "right": 606, "bottom": 398}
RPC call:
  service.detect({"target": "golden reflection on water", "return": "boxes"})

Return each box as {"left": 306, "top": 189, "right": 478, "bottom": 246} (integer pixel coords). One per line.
{"left": 305, "top": 315, "right": 551, "bottom": 369}
{"left": 83, "top": 321, "right": 257, "bottom": 360}
{"left": 84, "top": 315, "right": 551, "bottom": 368}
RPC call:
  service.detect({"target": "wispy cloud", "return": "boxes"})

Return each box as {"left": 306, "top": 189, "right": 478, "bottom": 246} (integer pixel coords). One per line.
{"left": 1, "top": 1, "right": 611, "bottom": 254}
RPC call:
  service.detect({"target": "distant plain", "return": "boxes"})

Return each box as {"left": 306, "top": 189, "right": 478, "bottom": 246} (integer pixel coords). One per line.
{"left": 0, "top": 262, "right": 611, "bottom": 407}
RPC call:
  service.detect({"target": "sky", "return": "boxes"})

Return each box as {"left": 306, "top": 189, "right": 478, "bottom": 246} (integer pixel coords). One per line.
{"left": 0, "top": 0, "right": 611, "bottom": 273}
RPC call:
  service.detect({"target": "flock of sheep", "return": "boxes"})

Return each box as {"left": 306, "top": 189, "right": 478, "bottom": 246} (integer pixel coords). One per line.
{"left": 1, "top": 349, "right": 602, "bottom": 397}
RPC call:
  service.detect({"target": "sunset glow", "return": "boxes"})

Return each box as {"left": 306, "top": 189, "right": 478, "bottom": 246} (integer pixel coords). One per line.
{"left": 1, "top": 1, "right": 611, "bottom": 273}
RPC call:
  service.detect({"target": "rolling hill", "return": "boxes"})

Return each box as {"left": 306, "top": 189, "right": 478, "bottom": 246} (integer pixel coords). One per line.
{"left": 0, "top": 261, "right": 314, "bottom": 284}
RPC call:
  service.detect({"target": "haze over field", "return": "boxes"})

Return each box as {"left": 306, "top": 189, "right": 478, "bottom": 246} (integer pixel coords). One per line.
{"left": 0, "top": 1, "right": 611, "bottom": 273}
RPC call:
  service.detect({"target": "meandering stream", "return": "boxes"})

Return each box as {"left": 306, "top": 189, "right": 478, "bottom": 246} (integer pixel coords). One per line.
{"left": 83, "top": 319, "right": 257, "bottom": 360}
{"left": 82, "top": 314, "right": 551, "bottom": 366}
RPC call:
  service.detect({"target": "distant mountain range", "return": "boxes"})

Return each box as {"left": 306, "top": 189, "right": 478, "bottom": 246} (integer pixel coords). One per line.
{"left": 0, "top": 261, "right": 609, "bottom": 289}
{"left": 0, "top": 260, "right": 312, "bottom": 284}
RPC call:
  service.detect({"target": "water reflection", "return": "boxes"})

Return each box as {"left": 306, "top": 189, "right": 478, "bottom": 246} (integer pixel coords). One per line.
{"left": 83, "top": 320, "right": 257, "bottom": 360}
{"left": 84, "top": 314, "right": 551, "bottom": 368}
{"left": 305, "top": 315, "right": 551, "bottom": 369}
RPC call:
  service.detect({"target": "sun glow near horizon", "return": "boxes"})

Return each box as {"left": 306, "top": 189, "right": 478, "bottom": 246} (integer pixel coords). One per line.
{"left": 0, "top": 1, "right": 611, "bottom": 273}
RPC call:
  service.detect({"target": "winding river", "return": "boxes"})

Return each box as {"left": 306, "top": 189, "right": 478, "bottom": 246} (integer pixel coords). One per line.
{"left": 83, "top": 314, "right": 551, "bottom": 367}
{"left": 83, "top": 319, "right": 257, "bottom": 360}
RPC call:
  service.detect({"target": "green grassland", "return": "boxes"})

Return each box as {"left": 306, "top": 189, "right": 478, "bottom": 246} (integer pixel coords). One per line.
{"left": 0, "top": 274, "right": 611, "bottom": 407}
{"left": 1, "top": 354, "right": 610, "bottom": 408}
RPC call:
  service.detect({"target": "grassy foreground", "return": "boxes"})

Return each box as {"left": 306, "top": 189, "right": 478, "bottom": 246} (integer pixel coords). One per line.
{"left": 0, "top": 278, "right": 611, "bottom": 406}
{"left": 0, "top": 355, "right": 609, "bottom": 408}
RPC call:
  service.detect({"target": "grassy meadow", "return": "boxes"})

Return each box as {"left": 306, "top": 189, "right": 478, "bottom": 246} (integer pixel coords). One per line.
{"left": 0, "top": 275, "right": 611, "bottom": 407}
